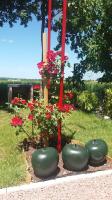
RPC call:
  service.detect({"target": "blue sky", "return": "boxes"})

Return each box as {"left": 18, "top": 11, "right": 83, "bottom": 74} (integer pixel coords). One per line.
{"left": 0, "top": 16, "right": 102, "bottom": 80}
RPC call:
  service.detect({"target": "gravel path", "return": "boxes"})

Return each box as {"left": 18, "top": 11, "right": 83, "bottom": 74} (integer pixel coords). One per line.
{"left": 0, "top": 170, "right": 112, "bottom": 200}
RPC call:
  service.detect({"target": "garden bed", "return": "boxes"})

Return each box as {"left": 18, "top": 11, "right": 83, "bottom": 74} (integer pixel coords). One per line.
{"left": 25, "top": 146, "right": 112, "bottom": 183}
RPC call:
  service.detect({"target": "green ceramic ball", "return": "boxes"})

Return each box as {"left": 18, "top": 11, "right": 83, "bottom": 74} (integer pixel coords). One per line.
{"left": 31, "top": 147, "right": 59, "bottom": 178}
{"left": 85, "top": 139, "right": 108, "bottom": 165}
{"left": 62, "top": 144, "right": 89, "bottom": 171}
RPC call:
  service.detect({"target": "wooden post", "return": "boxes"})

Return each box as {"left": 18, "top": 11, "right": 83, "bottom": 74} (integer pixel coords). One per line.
{"left": 8, "top": 86, "right": 12, "bottom": 103}
{"left": 43, "top": 32, "right": 48, "bottom": 106}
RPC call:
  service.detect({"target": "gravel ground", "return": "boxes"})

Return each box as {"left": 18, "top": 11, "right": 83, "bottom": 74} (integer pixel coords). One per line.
{"left": 0, "top": 170, "right": 112, "bottom": 200}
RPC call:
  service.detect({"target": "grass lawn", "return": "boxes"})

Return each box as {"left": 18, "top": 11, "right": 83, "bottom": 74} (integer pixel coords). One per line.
{"left": 64, "top": 111, "right": 112, "bottom": 155}
{"left": 0, "top": 110, "right": 26, "bottom": 188}
{"left": 0, "top": 109, "right": 112, "bottom": 188}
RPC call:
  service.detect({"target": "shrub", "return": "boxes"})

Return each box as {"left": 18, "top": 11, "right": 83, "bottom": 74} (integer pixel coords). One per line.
{"left": 10, "top": 97, "right": 75, "bottom": 148}
{"left": 77, "top": 91, "right": 98, "bottom": 112}
{"left": 103, "top": 88, "right": 112, "bottom": 118}
{"left": 85, "top": 81, "right": 112, "bottom": 104}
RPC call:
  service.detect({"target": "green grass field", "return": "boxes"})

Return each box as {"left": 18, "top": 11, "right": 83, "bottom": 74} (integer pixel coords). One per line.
{"left": 64, "top": 111, "right": 112, "bottom": 155}
{"left": 0, "top": 110, "right": 26, "bottom": 188}
{"left": 0, "top": 109, "right": 112, "bottom": 188}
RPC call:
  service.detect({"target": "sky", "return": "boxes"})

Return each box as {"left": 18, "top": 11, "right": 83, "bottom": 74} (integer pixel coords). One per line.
{"left": 0, "top": 16, "right": 102, "bottom": 80}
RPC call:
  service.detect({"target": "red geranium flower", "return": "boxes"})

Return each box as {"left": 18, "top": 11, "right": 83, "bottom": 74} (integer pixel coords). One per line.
{"left": 47, "top": 50, "right": 57, "bottom": 62}
{"left": 11, "top": 116, "right": 23, "bottom": 127}
{"left": 27, "top": 102, "right": 34, "bottom": 111}
{"left": 28, "top": 114, "right": 34, "bottom": 121}
{"left": 11, "top": 97, "right": 20, "bottom": 105}
{"left": 57, "top": 104, "right": 75, "bottom": 113}
{"left": 65, "top": 92, "right": 74, "bottom": 99}
{"left": 33, "top": 84, "right": 40, "bottom": 90}
{"left": 46, "top": 112, "right": 51, "bottom": 120}
{"left": 64, "top": 55, "right": 68, "bottom": 61}
{"left": 37, "top": 61, "right": 45, "bottom": 69}
{"left": 20, "top": 99, "right": 26, "bottom": 105}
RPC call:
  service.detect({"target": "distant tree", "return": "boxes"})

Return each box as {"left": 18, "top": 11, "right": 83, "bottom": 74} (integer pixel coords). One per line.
{"left": 66, "top": 63, "right": 85, "bottom": 91}
{"left": 0, "top": 0, "right": 38, "bottom": 27}
{"left": 53, "top": 0, "right": 112, "bottom": 82}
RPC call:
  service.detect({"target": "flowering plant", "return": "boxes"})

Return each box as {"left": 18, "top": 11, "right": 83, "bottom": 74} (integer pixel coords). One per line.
{"left": 10, "top": 97, "right": 74, "bottom": 148}
{"left": 33, "top": 84, "right": 40, "bottom": 90}
{"left": 37, "top": 50, "right": 68, "bottom": 79}
{"left": 33, "top": 84, "right": 40, "bottom": 99}
{"left": 50, "top": 91, "right": 75, "bottom": 106}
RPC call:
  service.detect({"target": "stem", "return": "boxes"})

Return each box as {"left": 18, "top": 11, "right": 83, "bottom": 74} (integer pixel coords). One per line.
{"left": 21, "top": 127, "right": 31, "bottom": 139}
{"left": 32, "top": 120, "right": 34, "bottom": 136}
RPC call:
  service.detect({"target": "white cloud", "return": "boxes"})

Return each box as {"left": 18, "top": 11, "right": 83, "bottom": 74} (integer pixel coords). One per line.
{"left": 1, "top": 38, "right": 7, "bottom": 42}
{"left": 8, "top": 39, "right": 14, "bottom": 44}
{"left": 0, "top": 38, "right": 14, "bottom": 44}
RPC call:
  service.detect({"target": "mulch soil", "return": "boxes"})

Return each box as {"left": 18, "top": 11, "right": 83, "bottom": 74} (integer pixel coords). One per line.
{"left": 25, "top": 146, "right": 112, "bottom": 183}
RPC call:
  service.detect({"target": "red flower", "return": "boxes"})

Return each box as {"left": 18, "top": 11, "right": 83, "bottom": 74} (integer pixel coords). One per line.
{"left": 65, "top": 92, "right": 74, "bottom": 100}
{"left": 46, "top": 112, "right": 51, "bottom": 120}
{"left": 47, "top": 50, "right": 56, "bottom": 62}
{"left": 11, "top": 116, "right": 23, "bottom": 127}
{"left": 33, "top": 84, "right": 40, "bottom": 90}
{"left": 28, "top": 114, "right": 34, "bottom": 121}
{"left": 20, "top": 99, "right": 26, "bottom": 105}
{"left": 27, "top": 102, "right": 34, "bottom": 111}
{"left": 37, "top": 61, "right": 45, "bottom": 69}
{"left": 11, "top": 97, "right": 20, "bottom": 105}
{"left": 64, "top": 55, "right": 68, "bottom": 61}
{"left": 57, "top": 104, "right": 74, "bottom": 113}
{"left": 46, "top": 105, "right": 53, "bottom": 112}
{"left": 56, "top": 51, "right": 62, "bottom": 56}
{"left": 52, "top": 69, "right": 59, "bottom": 75}
{"left": 64, "top": 94, "right": 67, "bottom": 100}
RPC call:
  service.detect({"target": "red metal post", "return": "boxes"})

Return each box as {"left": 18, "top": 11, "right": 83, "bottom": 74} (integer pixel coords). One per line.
{"left": 57, "top": 0, "right": 67, "bottom": 152}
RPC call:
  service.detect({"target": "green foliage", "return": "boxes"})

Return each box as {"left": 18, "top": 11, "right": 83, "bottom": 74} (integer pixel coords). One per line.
{"left": 0, "top": 0, "right": 61, "bottom": 27}
{"left": 53, "top": 0, "right": 112, "bottom": 81}
{"left": 84, "top": 81, "right": 112, "bottom": 107}
{"left": 0, "top": 0, "right": 39, "bottom": 27}
{"left": 103, "top": 88, "right": 112, "bottom": 118}
{"left": 65, "top": 64, "right": 85, "bottom": 92}
{"left": 77, "top": 91, "right": 98, "bottom": 112}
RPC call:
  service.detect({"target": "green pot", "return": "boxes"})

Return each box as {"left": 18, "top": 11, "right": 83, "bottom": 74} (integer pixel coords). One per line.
{"left": 62, "top": 144, "right": 89, "bottom": 171}
{"left": 31, "top": 147, "right": 59, "bottom": 178}
{"left": 85, "top": 139, "right": 108, "bottom": 165}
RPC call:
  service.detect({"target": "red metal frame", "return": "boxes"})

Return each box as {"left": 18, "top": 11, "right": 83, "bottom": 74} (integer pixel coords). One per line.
{"left": 57, "top": 0, "right": 67, "bottom": 152}
{"left": 47, "top": 0, "right": 67, "bottom": 152}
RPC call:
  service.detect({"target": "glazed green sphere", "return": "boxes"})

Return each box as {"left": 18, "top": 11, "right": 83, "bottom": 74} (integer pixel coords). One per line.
{"left": 31, "top": 147, "right": 59, "bottom": 178}
{"left": 85, "top": 139, "right": 108, "bottom": 164}
{"left": 62, "top": 144, "right": 89, "bottom": 171}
